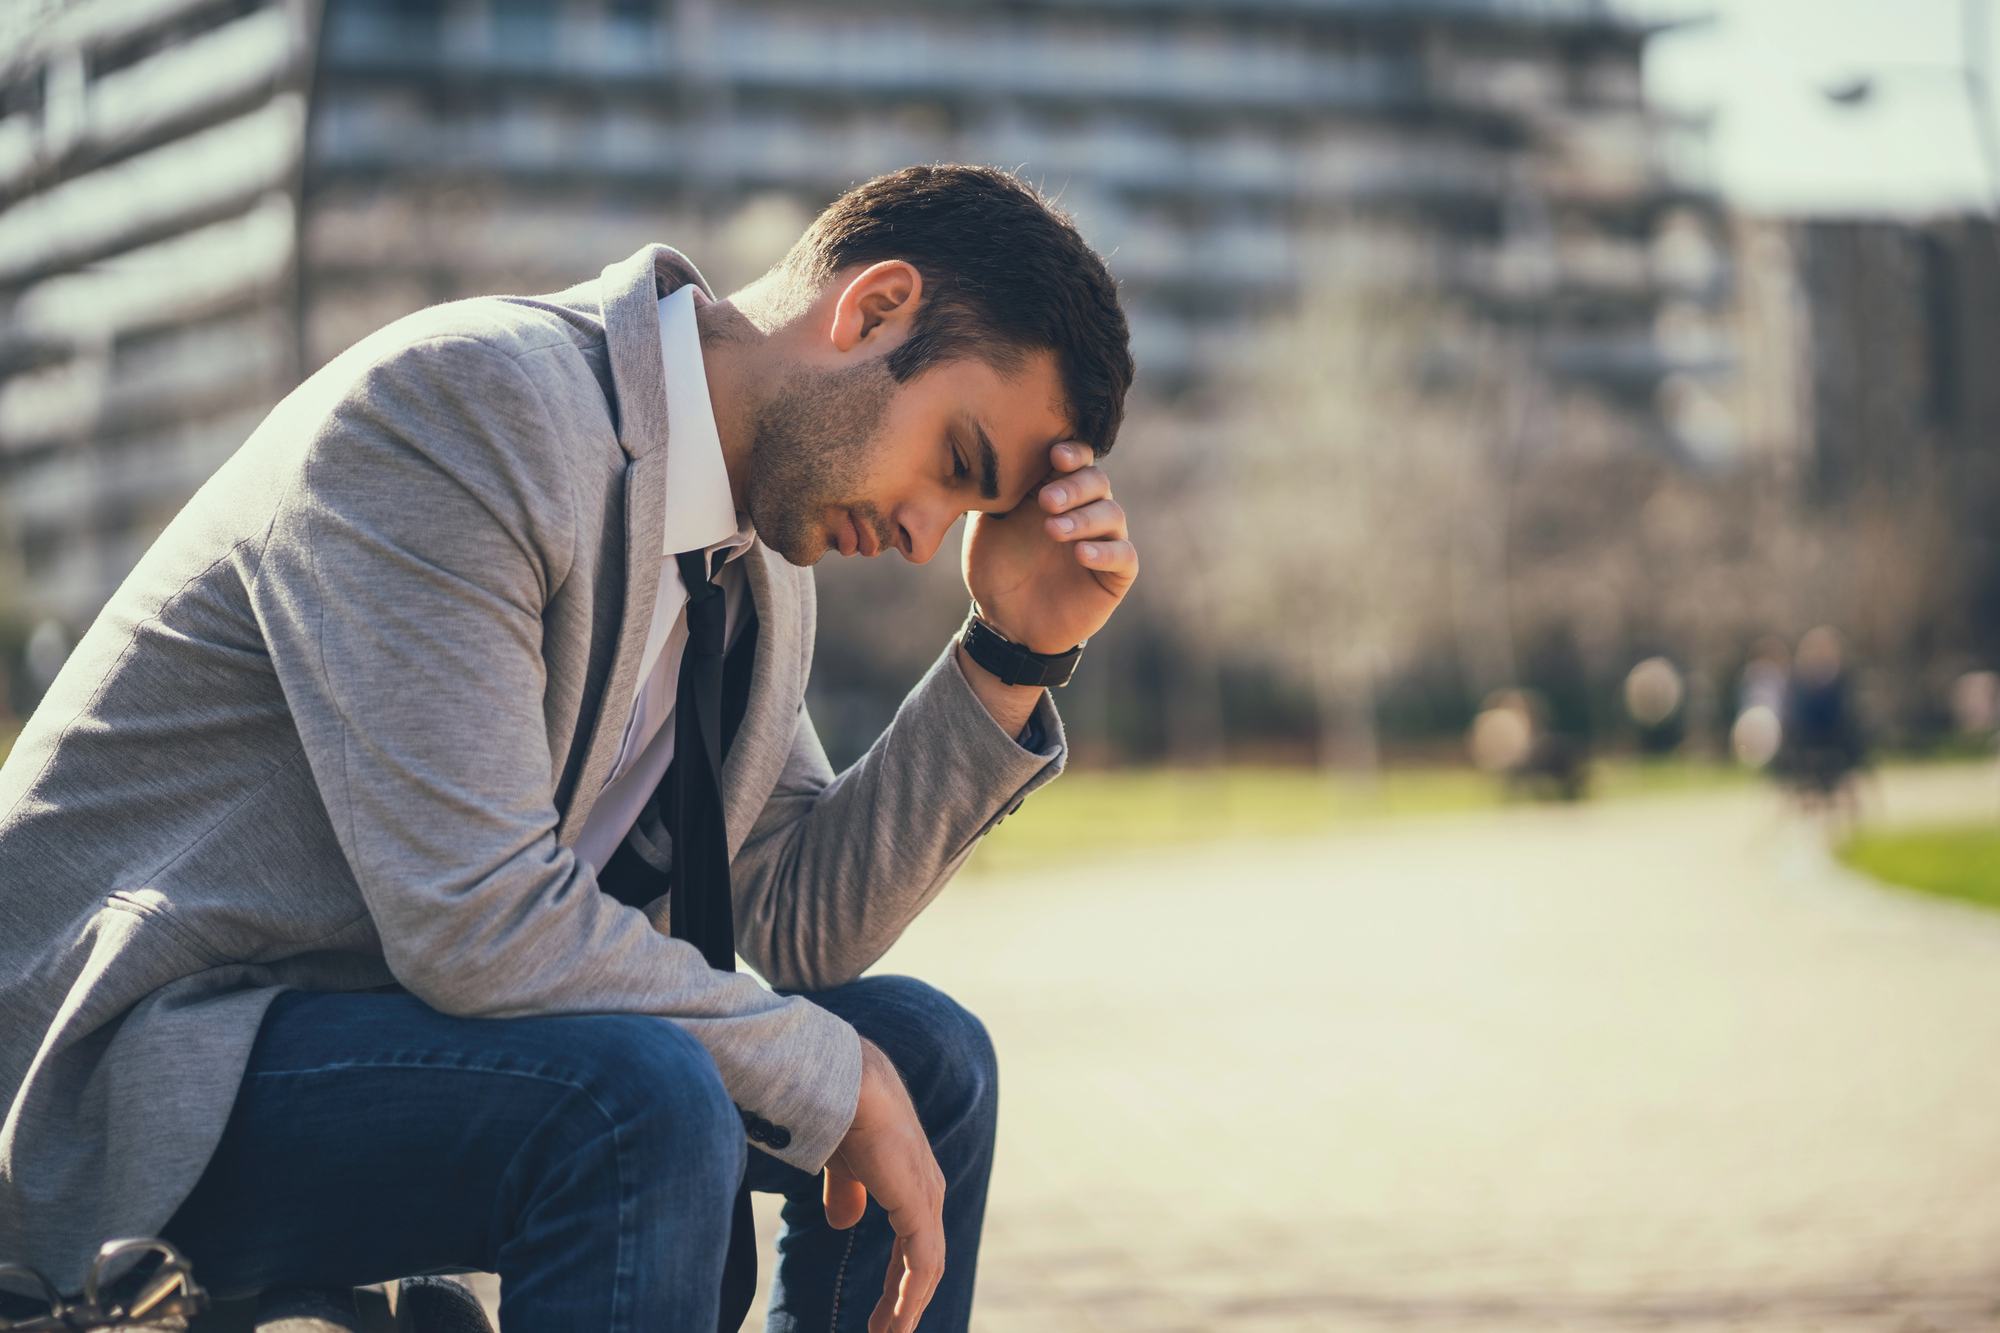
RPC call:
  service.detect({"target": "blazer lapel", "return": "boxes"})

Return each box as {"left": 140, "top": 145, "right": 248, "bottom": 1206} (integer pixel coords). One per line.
{"left": 556, "top": 243, "right": 716, "bottom": 846}
{"left": 723, "top": 541, "right": 805, "bottom": 860}
{"left": 558, "top": 449, "right": 669, "bottom": 846}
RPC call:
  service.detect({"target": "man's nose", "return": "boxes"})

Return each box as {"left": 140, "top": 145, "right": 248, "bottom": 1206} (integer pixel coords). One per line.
{"left": 897, "top": 504, "right": 954, "bottom": 565}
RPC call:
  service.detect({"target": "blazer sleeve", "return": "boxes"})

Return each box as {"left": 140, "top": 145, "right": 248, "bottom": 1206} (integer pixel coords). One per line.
{"left": 251, "top": 332, "right": 859, "bottom": 1173}
{"left": 731, "top": 638, "right": 1066, "bottom": 993}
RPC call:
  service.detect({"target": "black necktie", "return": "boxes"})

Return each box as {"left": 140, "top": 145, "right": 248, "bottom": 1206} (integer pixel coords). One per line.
{"left": 595, "top": 548, "right": 761, "bottom": 1331}
{"left": 667, "top": 548, "right": 735, "bottom": 969}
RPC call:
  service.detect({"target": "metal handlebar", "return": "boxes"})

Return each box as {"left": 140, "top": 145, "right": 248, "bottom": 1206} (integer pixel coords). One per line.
{"left": 0, "top": 1238, "right": 207, "bottom": 1331}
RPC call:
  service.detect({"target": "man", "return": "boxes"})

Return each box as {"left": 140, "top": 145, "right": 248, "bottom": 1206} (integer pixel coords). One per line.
{"left": 0, "top": 165, "right": 1135, "bottom": 1332}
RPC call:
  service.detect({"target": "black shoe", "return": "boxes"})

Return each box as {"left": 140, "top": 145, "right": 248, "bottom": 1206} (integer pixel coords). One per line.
{"left": 394, "top": 1277, "right": 492, "bottom": 1333}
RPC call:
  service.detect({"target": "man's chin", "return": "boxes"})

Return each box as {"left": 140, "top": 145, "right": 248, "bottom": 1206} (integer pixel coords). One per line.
{"left": 761, "top": 527, "right": 833, "bottom": 568}
{"left": 740, "top": 499, "right": 826, "bottom": 567}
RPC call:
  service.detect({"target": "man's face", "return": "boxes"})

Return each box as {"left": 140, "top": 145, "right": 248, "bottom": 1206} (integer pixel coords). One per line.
{"left": 743, "top": 348, "right": 1073, "bottom": 567}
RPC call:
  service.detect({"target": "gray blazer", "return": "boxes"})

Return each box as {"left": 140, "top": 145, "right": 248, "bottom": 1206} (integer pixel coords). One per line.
{"left": 0, "top": 245, "right": 1064, "bottom": 1291}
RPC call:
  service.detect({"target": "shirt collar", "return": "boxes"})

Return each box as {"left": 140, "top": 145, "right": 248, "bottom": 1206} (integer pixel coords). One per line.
{"left": 657, "top": 283, "right": 753, "bottom": 560}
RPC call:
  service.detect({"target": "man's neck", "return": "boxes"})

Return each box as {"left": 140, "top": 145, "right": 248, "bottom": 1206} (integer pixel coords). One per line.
{"left": 696, "top": 272, "right": 803, "bottom": 511}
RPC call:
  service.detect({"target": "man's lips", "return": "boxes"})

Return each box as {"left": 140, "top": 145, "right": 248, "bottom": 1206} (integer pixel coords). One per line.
{"left": 837, "top": 509, "right": 882, "bottom": 557}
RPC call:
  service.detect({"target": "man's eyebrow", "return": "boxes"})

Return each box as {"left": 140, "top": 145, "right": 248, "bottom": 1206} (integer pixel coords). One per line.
{"left": 971, "top": 420, "right": 1000, "bottom": 501}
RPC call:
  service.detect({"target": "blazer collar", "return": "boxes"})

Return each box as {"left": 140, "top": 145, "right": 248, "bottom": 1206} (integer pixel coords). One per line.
{"left": 599, "top": 243, "right": 714, "bottom": 463}
{"left": 556, "top": 244, "right": 720, "bottom": 845}
{"left": 722, "top": 541, "right": 806, "bottom": 861}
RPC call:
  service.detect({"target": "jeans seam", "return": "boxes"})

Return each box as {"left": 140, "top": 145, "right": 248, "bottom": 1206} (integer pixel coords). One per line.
{"left": 829, "top": 1223, "right": 860, "bottom": 1333}
{"left": 249, "top": 1058, "right": 604, "bottom": 1088}
{"left": 610, "top": 1112, "right": 636, "bottom": 1333}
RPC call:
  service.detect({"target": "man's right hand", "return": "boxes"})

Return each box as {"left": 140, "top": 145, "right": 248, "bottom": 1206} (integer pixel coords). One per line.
{"left": 821, "top": 1037, "right": 945, "bottom": 1333}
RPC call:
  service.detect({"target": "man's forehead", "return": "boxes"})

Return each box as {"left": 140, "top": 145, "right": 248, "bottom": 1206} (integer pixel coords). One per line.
{"left": 951, "top": 350, "right": 1071, "bottom": 504}
{"left": 967, "top": 411, "right": 1072, "bottom": 511}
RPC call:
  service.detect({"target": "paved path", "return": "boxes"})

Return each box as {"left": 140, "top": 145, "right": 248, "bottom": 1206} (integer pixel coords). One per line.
{"left": 835, "top": 764, "right": 2000, "bottom": 1332}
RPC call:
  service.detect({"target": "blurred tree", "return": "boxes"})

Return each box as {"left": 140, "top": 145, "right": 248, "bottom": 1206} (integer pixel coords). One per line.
{"left": 1210, "top": 245, "right": 1499, "bottom": 778}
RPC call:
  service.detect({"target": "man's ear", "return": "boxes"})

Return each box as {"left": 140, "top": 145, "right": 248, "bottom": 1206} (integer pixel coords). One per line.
{"left": 828, "top": 261, "right": 923, "bottom": 354}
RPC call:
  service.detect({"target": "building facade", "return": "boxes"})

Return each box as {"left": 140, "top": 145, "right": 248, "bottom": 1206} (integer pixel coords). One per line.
{"left": 0, "top": 0, "right": 1717, "bottom": 721}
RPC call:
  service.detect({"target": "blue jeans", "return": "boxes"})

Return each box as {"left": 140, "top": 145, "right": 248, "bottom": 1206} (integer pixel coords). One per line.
{"left": 163, "top": 977, "right": 998, "bottom": 1332}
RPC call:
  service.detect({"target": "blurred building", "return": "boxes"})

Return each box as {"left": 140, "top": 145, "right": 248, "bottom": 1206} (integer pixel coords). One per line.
{"left": 0, "top": 0, "right": 1722, "bottom": 726}
{"left": 1792, "top": 218, "right": 2000, "bottom": 713}
{"left": 300, "top": 0, "right": 1714, "bottom": 383}
{"left": 1797, "top": 219, "right": 2000, "bottom": 517}
{"left": 0, "top": 0, "right": 313, "bottom": 692}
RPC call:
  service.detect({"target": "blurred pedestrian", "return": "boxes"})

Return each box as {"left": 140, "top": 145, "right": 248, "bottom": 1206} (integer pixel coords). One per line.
{"left": 1779, "top": 626, "right": 1867, "bottom": 825}
{"left": 1471, "top": 688, "right": 1588, "bottom": 801}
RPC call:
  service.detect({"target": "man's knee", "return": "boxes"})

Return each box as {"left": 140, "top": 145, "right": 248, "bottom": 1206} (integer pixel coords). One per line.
{"left": 817, "top": 976, "right": 997, "bottom": 1131}
{"left": 550, "top": 1014, "right": 744, "bottom": 1183}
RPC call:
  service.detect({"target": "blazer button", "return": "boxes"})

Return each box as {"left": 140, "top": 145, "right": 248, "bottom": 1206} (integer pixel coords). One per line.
{"left": 767, "top": 1125, "right": 791, "bottom": 1149}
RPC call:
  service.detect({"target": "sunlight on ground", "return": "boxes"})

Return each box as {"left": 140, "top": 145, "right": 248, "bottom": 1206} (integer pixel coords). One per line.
{"left": 884, "top": 762, "right": 2000, "bottom": 1332}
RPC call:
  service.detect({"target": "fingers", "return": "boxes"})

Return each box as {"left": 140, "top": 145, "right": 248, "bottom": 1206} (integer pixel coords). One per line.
{"left": 1035, "top": 457, "right": 1137, "bottom": 591}
{"left": 868, "top": 1240, "right": 902, "bottom": 1333}
{"left": 1038, "top": 464, "right": 1109, "bottom": 514}
{"left": 1075, "top": 537, "right": 1138, "bottom": 582}
{"left": 840, "top": 1038, "right": 947, "bottom": 1333}
{"left": 822, "top": 1158, "right": 868, "bottom": 1231}
{"left": 869, "top": 1222, "right": 946, "bottom": 1333}
{"left": 1050, "top": 441, "right": 1092, "bottom": 473}
{"left": 869, "top": 1237, "right": 908, "bottom": 1333}
{"left": 1044, "top": 496, "right": 1125, "bottom": 542}
{"left": 865, "top": 1145, "right": 945, "bottom": 1333}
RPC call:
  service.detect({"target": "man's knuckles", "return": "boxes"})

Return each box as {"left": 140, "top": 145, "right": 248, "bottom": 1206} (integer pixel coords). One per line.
{"left": 1074, "top": 497, "right": 1126, "bottom": 531}
{"left": 1039, "top": 467, "right": 1110, "bottom": 511}
{"left": 1047, "top": 502, "right": 1126, "bottom": 544}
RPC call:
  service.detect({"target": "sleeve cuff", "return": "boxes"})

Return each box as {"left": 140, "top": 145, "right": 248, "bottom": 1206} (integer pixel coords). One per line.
{"left": 1017, "top": 707, "right": 1049, "bottom": 755}
{"left": 724, "top": 998, "right": 862, "bottom": 1173}
{"left": 919, "top": 639, "right": 1066, "bottom": 834}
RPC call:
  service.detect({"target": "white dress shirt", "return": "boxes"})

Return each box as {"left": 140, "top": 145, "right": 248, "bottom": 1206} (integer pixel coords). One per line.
{"left": 575, "top": 283, "right": 755, "bottom": 873}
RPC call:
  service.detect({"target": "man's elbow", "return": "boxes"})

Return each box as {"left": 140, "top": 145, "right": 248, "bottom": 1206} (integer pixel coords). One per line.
{"left": 744, "top": 934, "right": 869, "bottom": 996}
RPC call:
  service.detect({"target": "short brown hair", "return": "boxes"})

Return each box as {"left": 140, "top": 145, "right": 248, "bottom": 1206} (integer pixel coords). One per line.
{"left": 784, "top": 165, "right": 1134, "bottom": 456}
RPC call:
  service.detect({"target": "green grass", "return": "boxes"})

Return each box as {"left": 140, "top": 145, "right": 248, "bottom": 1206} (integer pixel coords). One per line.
{"left": 1839, "top": 823, "right": 2000, "bottom": 910}
{"left": 967, "top": 758, "right": 1750, "bottom": 875}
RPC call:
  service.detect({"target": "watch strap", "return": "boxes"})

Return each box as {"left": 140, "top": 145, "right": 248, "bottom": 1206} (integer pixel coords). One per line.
{"left": 959, "top": 611, "right": 1084, "bottom": 688}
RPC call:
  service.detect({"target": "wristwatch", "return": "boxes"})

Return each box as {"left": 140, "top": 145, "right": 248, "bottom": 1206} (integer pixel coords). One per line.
{"left": 959, "top": 603, "right": 1085, "bottom": 688}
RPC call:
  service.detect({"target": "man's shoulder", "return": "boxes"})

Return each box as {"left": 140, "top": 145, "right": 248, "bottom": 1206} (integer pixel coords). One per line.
{"left": 340, "top": 287, "right": 607, "bottom": 377}
{"left": 304, "top": 286, "right": 621, "bottom": 453}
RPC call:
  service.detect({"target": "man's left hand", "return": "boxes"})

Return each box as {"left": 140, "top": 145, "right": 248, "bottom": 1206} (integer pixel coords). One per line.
{"left": 962, "top": 442, "right": 1137, "bottom": 653}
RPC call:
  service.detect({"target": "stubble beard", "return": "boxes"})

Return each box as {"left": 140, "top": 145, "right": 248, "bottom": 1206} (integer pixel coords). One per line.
{"left": 742, "top": 358, "right": 898, "bottom": 566}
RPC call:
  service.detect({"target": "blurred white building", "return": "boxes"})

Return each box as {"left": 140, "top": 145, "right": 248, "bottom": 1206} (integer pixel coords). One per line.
{"left": 0, "top": 0, "right": 1718, "bottom": 688}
